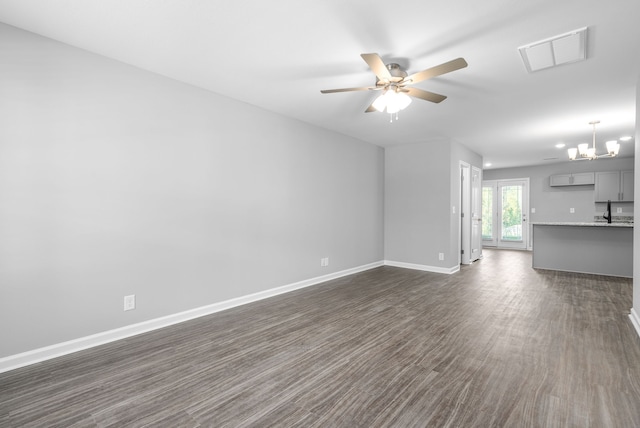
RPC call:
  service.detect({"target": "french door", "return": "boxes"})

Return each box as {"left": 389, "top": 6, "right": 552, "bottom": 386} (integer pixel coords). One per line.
{"left": 482, "top": 178, "right": 529, "bottom": 249}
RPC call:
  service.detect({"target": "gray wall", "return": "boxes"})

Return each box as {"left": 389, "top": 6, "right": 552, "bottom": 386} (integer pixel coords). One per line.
{"left": 484, "top": 157, "right": 635, "bottom": 224}
{"left": 0, "top": 24, "right": 385, "bottom": 358}
{"left": 384, "top": 139, "right": 482, "bottom": 269}
{"left": 384, "top": 141, "right": 451, "bottom": 267}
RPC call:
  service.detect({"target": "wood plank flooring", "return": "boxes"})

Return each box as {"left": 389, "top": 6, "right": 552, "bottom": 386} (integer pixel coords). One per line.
{"left": 2, "top": 249, "right": 640, "bottom": 427}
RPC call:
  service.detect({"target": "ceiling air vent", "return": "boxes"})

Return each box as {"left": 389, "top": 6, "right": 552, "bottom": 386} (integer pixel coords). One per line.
{"left": 518, "top": 27, "right": 588, "bottom": 73}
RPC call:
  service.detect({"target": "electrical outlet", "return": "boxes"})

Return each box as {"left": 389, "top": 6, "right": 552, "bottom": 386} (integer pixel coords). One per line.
{"left": 124, "top": 295, "right": 135, "bottom": 311}
{"left": 569, "top": 208, "right": 575, "bottom": 213}
{"left": 617, "top": 207, "right": 623, "bottom": 214}
{"left": 438, "top": 253, "right": 444, "bottom": 261}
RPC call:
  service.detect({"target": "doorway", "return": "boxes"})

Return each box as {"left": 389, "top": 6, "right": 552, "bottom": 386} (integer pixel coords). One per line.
{"left": 482, "top": 178, "right": 530, "bottom": 249}
{"left": 460, "top": 163, "right": 483, "bottom": 264}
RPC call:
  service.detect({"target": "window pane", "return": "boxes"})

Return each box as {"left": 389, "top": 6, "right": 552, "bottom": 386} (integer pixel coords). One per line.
{"left": 482, "top": 186, "right": 493, "bottom": 240}
{"left": 501, "top": 185, "right": 522, "bottom": 241}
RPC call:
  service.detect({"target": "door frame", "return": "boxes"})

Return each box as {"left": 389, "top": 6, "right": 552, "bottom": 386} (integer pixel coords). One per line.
{"left": 482, "top": 178, "right": 531, "bottom": 250}
{"left": 460, "top": 162, "right": 471, "bottom": 264}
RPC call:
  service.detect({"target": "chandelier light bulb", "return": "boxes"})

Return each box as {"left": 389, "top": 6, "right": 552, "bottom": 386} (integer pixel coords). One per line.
{"left": 606, "top": 140, "right": 620, "bottom": 156}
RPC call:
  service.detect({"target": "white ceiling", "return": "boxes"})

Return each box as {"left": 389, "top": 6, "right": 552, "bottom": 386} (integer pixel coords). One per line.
{"left": 1, "top": 0, "right": 638, "bottom": 169}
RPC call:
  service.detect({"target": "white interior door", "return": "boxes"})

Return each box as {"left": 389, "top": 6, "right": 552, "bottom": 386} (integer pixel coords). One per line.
{"left": 460, "top": 163, "right": 471, "bottom": 264}
{"left": 470, "top": 166, "right": 482, "bottom": 261}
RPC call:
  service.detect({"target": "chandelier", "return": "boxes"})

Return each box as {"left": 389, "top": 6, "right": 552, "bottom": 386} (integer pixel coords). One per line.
{"left": 567, "top": 121, "right": 620, "bottom": 160}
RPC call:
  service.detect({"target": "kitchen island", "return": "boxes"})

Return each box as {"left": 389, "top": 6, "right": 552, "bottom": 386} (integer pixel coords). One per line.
{"left": 532, "top": 222, "right": 633, "bottom": 278}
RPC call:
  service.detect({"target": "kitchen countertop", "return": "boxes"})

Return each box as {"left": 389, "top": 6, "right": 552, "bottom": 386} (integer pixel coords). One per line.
{"left": 532, "top": 222, "right": 633, "bottom": 228}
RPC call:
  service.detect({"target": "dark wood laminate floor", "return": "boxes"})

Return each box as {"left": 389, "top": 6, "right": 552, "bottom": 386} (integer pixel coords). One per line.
{"left": 2, "top": 249, "right": 640, "bottom": 427}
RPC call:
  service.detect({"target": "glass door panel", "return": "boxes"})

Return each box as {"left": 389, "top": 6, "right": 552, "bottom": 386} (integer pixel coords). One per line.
{"left": 482, "top": 185, "right": 495, "bottom": 245}
{"left": 500, "top": 185, "right": 523, "bottom": 242}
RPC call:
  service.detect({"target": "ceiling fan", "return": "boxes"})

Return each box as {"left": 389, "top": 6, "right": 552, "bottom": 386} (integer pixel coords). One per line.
{"left": 321, "top": 53, "right": 468, "bottom": 118}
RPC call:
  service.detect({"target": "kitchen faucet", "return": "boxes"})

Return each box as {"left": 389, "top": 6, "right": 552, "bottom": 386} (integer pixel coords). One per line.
{"left": 603, "top": 200, "right": 612, "bottom": 224}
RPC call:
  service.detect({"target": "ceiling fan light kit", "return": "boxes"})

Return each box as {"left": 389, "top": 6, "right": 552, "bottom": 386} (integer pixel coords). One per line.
{"left": 372, "top": 88, "right": 413, "bottom": 122}
{"left": 320, "top": 53, "right": 467, "bottom": 121}
{"left": 567, "top": 120, "right": 621, "bottom": 161}
{"left": 372, "top": 89, "right": 412, "bottom": 114}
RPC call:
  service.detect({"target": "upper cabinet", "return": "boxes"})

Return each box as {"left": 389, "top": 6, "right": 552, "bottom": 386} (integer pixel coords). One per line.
{"left": 549, "top": 172, "right": 595, "bottom": 186}
{"left": 595, "top": 170, "right": 634, "bottom": 202}
{"left": 621, "top": 170, "right": 634, "bottom": 202}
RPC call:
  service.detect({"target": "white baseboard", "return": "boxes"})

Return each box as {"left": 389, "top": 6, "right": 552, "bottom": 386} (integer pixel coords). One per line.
{"left": 384, "top": 260, "right": 460, "bottom": 275}
{"left": 0, "top": 261, "right": 384, "bottom": 374}
{"left": 630, "top": 308, "right": 640, "bottom": 339}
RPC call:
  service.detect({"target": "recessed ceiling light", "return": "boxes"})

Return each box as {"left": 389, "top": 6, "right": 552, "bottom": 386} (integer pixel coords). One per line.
{"left": 620, "top": 136, "right": 633, "bottom": 141}
{"left": 555, "top": 143, "right": 566, "bottom": 148}
{"left": 485, "top": 162, "right": 492, "bottom": 167}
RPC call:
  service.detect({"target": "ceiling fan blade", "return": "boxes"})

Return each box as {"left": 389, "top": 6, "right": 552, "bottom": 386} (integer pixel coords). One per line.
{"left": 361, "top": 53, "right": 392, "bottom": 81}
{"left": 365, "top": 103, "right": 377, "bottom": 113}
{"left": 403, "top": 57, "right": 468, "bottom": 84}
{"left": 406, "top": 87, "right": 447, "bottom": 103}
{"left": 320, "top": 86, "right": 377, "bottom": 94}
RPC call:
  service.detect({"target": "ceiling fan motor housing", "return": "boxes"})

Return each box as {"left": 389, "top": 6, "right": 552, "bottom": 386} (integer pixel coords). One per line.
{"left": 386, "top": 63, "right": 408, "bottom": 78}
{"left": 376, "top": 63, "right": 408, "bottom": 86}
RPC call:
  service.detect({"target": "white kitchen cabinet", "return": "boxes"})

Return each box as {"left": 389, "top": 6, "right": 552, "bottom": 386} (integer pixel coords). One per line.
{"left": 572, "top": 172, "right": 596, "bottom": 185}
{"left": 595, "top": 170, "right": 634, "bottom": 202}
{"left": 621, "top": 170, "right": 634, "bottom": 202}
{"left": 549, "top": 172, "right": 594, "bottom": 186}
{"left": 549, "top": 174, "right": 571, "bottom": 186}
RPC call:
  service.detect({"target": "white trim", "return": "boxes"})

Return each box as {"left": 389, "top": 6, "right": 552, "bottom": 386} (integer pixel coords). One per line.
{"left": 459, "top": 161, "right": 471, "bottom": 266}
{"left": 384, "top": 260, "right": 460, "bottom": 275}
{"left": 0, "top": 261, "right": 384, "bottom": 374}
{"left": 630, "top": 308, "right": 640, "bottom": 338}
